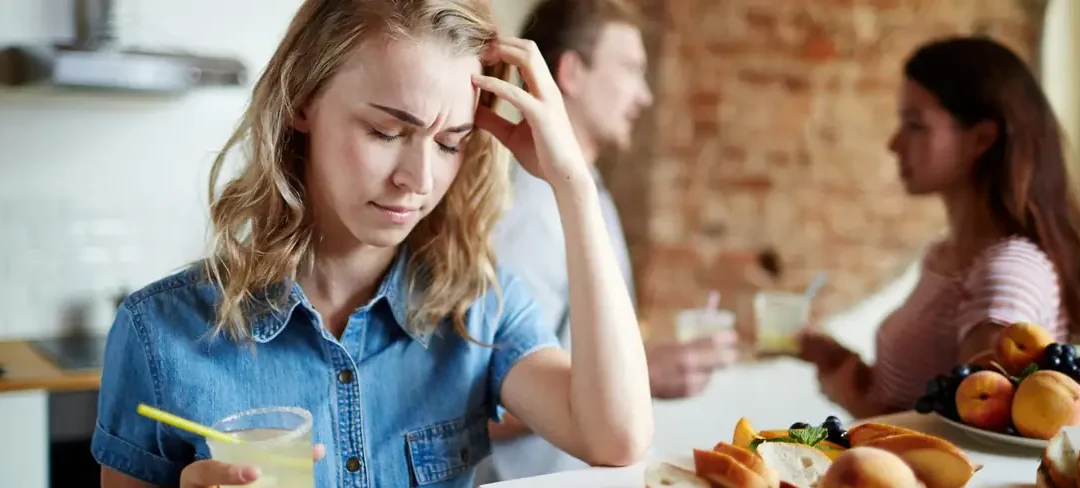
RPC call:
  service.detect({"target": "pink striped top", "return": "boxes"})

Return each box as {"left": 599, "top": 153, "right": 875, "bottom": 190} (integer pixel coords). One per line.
{"left": 871, "top": 236, "right": 1068, "bottom": 410}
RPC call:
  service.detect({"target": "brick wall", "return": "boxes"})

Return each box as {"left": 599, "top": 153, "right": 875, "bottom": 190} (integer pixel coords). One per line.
{"left": 602, "top": 0, "right": 1048, "bottom": 339}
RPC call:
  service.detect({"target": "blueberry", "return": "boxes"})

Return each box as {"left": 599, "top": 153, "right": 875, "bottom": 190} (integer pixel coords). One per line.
{"left": 924, "top": 379, "right": 941, "bottom": 397}
{"left": 933, "top": 375, "right": 953, "bottom": 396}
{"left": 1064, "top": 344, "right": 1078, "bottom": 359}
{"left": 1005, "top": 426, "right": 1019, "bottom": 436}
{"left": 822, "top": 416, "right": 843, "bottom": 431}
{"left": 790, "top": 422, "right": 810, "bottom": 430}
{"left": 1044, "top": 355, "right": 1064, "bottom": 370}
{"left": 951, "top": 364, "right": 972, "bottom": 380}
{"left": 915, "top": 396, "right": 934, "bottom": 414}
{"left": 1047, "top": 343, "right": 1065, "bottom": 359}
{"left": 932, "top": 399, "right": 948, "bottom": 414}
{"left": 827, "top": 430, "right": 850, "bottom": 448}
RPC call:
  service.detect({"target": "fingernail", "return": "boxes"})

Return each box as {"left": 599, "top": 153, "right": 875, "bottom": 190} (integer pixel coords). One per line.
{"left": 239, "top": 466, "right": 261, "bottom": 482}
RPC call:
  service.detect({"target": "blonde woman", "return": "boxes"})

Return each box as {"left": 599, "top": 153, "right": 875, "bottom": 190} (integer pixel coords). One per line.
{"left": 91, "top": 1, "right": 652, "bottom": 487}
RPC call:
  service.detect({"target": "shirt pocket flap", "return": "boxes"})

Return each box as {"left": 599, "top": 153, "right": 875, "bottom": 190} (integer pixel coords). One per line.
{"left": 406, "top": 411, "right": 491, "bottom": 485}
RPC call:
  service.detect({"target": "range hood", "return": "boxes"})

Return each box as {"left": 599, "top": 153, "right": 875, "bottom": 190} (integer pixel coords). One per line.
{"left": 0, "top": 0, "right": 247, "bottom": 94}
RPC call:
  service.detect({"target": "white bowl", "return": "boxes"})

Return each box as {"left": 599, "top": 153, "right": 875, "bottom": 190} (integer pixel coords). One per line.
{"left": 933, "top": 413, "right": 1047, "bottom": 449}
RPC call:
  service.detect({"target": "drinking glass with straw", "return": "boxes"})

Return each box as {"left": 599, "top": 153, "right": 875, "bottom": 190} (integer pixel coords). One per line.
{"left": 137, "top": 403, "right": 315, "bottom": 488}
{"left": 674, "top": 290, "right": 735, "bottom": 343}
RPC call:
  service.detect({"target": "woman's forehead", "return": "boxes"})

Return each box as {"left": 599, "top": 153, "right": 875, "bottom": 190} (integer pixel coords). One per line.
{"left": 322, "top": 39, "right": 483, "bottom": 122}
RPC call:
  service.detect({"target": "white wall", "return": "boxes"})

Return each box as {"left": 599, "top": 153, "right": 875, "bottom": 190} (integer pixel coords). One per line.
{"left": 0, "top": 0, "right": 304, "bottom": 340}
{"left": 1042, "top": 0, "right": 1080, "bottom": 161}
{"left": 0, "top": 0, "right": 536, "bottom": 341}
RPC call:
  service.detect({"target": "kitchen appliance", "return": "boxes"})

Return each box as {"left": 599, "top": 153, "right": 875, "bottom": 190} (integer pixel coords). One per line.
{"left": 0, "top": 0, "right": 247, "bottom": 94}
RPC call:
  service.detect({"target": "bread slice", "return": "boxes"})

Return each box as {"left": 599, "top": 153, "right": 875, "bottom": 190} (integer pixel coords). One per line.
{"left": 1041, "top": 427, "right": 1079, "bottom": 488}
{"left": 712, "top": 442, "right": 781, "bottom": 488}
{"left": 645, "top": 462, "right": 711, "bottom": 488}
{"left": 693, "top": 449, "right": 772, "bottom": 488}
{"left": 862, "top": 434, "right": 977, "bottom": 488}
{"left": 846, "top": 422, "right": 924, "bottom": 447}
{"left": 755, "top": 443, "right": 832, "bottom": 488}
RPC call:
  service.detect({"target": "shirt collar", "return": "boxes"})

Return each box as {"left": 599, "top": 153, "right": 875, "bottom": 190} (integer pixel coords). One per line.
{"left": 248, "top": 248, "right": 433, "bottom": 347}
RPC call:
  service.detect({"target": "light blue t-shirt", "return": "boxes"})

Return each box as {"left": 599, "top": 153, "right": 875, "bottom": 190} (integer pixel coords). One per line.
{"left": 91, "top": 249, "right": 559, "bottom": 487}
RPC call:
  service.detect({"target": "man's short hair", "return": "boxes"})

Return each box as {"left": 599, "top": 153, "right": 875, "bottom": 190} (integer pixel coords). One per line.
{"left": 519, "top": 0, "right": 644, "bottom": 80}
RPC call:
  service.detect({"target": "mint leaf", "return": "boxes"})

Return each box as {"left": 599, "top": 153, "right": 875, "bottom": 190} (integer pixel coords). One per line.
{"left": 789, "top": 426, "right": 829, "bottom": 446}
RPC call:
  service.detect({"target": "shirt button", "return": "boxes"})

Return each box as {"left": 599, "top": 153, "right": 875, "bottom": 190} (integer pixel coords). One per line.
{"left": 345, "top": 456, "right": 362, "bottom": 472}
{"left": 338, "top": 369, "right": 354, "bottom": 383}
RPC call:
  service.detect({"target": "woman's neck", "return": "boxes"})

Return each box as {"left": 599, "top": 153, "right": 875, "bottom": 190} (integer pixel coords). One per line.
{"left": 298, "top": 237, "right": 399, "bottom": 337}
{"left": 942, "top": 184, "right": 1006, "bottom": 269}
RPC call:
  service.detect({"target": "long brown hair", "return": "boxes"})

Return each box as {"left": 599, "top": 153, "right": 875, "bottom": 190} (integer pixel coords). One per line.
{"left": 905, "top": 36, "right": 1080, "bottom": 336}
{"left": 205, "top": 0, "right": 511, "bottom": 342}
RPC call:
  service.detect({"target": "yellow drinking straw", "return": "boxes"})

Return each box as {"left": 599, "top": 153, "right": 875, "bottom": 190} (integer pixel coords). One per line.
{"left": 136, "top": 403, "right": 314, "bottom": 471}
{"left": 137, "top": 404, "right": 243, "bottom": 444}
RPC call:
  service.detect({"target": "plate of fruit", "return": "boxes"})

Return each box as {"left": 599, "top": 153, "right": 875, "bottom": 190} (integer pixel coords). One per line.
{"left": 644, "top": 416, "right": 981, "bottom": 488}
{"left": 915, "top": 321, "right": 1080, "bottom": 449}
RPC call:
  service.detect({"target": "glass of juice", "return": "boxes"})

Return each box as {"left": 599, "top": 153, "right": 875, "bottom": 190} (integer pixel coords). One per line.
{"left": 674, "top": 308, "right": 736, "bottom": 343}
{"left": 207, "top": 406, "right": 314, "bottom": 488}
{"left": 753, "top": 291, "right": 811, "bottom": 355}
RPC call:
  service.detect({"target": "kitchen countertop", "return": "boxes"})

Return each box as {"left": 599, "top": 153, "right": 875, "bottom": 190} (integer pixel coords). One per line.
{"left": 0, "top": 340, "right": 100, "bottom": 393}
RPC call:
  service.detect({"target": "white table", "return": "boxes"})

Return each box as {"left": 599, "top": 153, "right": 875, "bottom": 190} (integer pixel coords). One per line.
{"left": 482, "top": 357, "right": 1041, "bottom": 487}
{"left": 483, "top": 411, "right": 1041, "bottom": 487}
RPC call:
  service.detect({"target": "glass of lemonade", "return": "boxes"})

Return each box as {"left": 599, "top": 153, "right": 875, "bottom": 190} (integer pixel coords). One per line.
{"left": 674, "top": 308, "right": 736, "bottom": 343}
{"left": 207, "top": 406, "right": 314, "bottom": 488}
{"left": 754, "top": 291, "right": 811, "bottom": 354}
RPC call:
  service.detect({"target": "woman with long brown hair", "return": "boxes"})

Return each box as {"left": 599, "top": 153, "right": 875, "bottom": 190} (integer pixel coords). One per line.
{"left": 799, "top": 36, "right": 1080, "bottom": 419}
{"left": 91, "top": 1, "right": 652, "bottom": 486}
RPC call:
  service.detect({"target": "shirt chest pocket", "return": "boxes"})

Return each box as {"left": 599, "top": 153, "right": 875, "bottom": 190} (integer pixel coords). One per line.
{"left": 406, "top": 410, "right": 491, "bottom": 486}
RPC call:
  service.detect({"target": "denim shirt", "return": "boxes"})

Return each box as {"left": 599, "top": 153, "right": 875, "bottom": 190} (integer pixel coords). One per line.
{"left": 90, "top": 250, "right": 559, "bottom": 487}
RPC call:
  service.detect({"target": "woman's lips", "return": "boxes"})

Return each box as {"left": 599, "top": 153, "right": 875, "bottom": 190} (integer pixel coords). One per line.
{"left": 370, "top": 203, "right": 418, "bottom": 224}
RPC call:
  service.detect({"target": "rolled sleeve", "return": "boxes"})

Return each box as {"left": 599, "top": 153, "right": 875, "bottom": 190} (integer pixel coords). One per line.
{"left": 91, "top": 302, "right": 185, "bottom": 485}
{"left": 488, "top": 270, "right": 560, "bottom": 421}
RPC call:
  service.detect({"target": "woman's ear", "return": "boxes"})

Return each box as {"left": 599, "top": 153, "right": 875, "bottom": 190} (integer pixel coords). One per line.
{"left": 294, "top": 106, "right": 312, "bottom": 133}
{"left": 968, "top": 119, "right": 1000, "bottom": 161}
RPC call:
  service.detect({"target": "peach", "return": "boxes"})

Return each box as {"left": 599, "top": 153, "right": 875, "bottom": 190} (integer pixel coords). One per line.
{"left": 818, "top": 447, "right": 921, "bottom": 488}
{"left": 955, "top": 370, "right": 1015, "bottom": 432}
{"left": 1013, "top": 370, "right": 1080, "bottom": 439}
{"left": 995, "top": 322, "right": 1054, "bottom": 375}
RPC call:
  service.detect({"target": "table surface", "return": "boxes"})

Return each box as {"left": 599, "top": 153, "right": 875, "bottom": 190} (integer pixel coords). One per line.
{"left": 482, "top": 357, "right": 1042, "bottom": 488}
{"left": 482, "top": 411, "right": 1040, "bottom": 487}
{"left": 0, "top": 340, "right": 100, "bottom": 393}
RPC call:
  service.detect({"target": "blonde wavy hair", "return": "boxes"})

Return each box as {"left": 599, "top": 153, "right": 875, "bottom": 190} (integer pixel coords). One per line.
{"left": 205, "top": 0, "right": 511, "bottom": 342}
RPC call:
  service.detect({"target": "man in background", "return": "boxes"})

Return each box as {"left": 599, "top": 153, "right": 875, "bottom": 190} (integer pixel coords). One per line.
{"left": 477, "top": 0, "right": 741, "bottom": 483}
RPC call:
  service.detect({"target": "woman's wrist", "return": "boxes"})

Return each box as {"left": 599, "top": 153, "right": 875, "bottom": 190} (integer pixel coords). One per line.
{"left": 547, "top": 165, "right": 595, "bottom": 198}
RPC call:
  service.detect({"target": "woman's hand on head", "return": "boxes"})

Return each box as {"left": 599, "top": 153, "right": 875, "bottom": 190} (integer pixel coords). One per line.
{"left": 178, "top": 444, "right": 325, "bottom": 488}
{"left": 472, "top": 37, "right": 591, "bottom": 191}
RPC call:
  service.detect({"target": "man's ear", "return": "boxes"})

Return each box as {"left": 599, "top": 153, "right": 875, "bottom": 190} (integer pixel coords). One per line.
{"left": 554, "top": 50, "right": 587, "bottom": 97}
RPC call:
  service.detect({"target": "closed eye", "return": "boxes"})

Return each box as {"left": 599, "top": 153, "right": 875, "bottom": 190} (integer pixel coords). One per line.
{"left": 369, "top": 129, "right": 460, "bottom": 155}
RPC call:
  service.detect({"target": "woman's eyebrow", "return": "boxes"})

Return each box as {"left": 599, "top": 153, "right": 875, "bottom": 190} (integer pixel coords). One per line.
{"left": 369, "top": 103, "right": 473, "bottom": 133}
